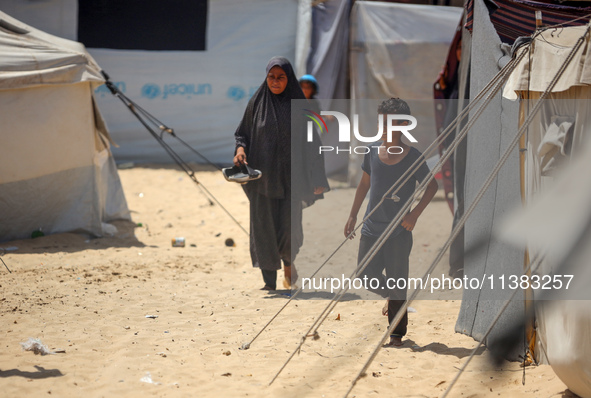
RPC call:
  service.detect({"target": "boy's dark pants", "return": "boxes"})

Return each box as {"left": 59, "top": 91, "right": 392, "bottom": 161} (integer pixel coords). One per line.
{"left": 358, "top": 230, "right": 413, "bottom": 337}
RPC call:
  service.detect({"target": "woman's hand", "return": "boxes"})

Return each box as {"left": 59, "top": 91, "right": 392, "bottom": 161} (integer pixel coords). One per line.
{"left": 344, "top": 216, "right": 357, "bottom": 239}
{"left": 233, "top": 147, "right": 247, "bottom": 166}
{"left": 313, "top": 186, "right": 326, "bottom": 195}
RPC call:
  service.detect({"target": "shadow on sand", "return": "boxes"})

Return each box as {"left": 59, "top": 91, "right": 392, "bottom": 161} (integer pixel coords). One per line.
{"left": 391, "top": 340, "right": 486, "bottom": 359}
{"left": 262, "top": 289, "right": 364, "bottom": 301}
{"left": 0, "top": 365, "right": 64, "bottom": 379}
{"left": 0, "top": 219, "right": 149, "bottom": 255}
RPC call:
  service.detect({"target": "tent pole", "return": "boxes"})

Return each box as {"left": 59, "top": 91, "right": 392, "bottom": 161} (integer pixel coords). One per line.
{"left": 519, "top": 100, "right": 536, "bottom": 366}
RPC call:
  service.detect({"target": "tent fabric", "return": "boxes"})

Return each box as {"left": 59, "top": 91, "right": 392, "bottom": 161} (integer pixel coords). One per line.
{"left": 0, "top": 13, "right": 103, "bottom": 89}
{"left": 2, "top": 0, "right": 299, "bottom": 165}
{"left": 497, "top": 107, "right": 591, "bottom": 396}
{"left": 504, "top": 26, "right": 591, "bottom": 258}
{"left": 304, "top": 0, "right": 351, "bottom": 176}
{"left": 92, "top": 0, "right": 298, "bottom": 165}
{"left": 500, "top": 93, "right": 591, "bottom": 277}
{"left": 0, "top": 10, "right": 129, "bottom": 242}
{"left": 500, "top": 24, "right": 591, "bottom": 394}
{"left": 454, "top": 0, "right": 526, "bottom": 360}
{"left": 465, "top": 0, "right": 591, "bottom": 44}
{"left": 351, "top": 2, "right": 462, "bottom": 101}
{"left": 447, "top": 16, "right": 473, "bottom": 280}
{"left": 537, "top": 301, "right": 591, "bottom": 398}
{"left": 536, "top": 116, "right": 573, "bottom": 175}
{"left": 306, "top": 0, "right": 351, "bottom": 110}
{"left": 295, "top": 0, "right": 313, "bottom": 78}
{"left": 348, "top": 1, "right": 462, "bottom": 185}
{"left": 77, "top": 1, "right": 208, "bottom": 51}
{"left": 0, "top": 0, "right": 77, "bottom": 41}
{"left": 503, "top": 25, "right": 591, "bottom": 99}
{"left": 433, "top": 21, "right": 463, "bottom": 214}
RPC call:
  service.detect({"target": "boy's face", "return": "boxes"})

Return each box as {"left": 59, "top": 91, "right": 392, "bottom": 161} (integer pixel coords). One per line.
{"left": 379, "top": 114, "right": 408, "bottom": 142}
{"left": 300, "top": 82, "right": 315, "bottom": 99}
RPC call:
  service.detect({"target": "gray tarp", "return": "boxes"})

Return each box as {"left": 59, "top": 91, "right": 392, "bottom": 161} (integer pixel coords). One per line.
{"left": 307, "top": 0, "right": 350, "bottom": 109}
{"left": 348, "top": 1, "right": 462, "bottom": 185}
{"left": 454, "top": 0, "right": 525, "bottom": 359}
{"left": 305, "top": 0, "right": 351, "bottom": 175}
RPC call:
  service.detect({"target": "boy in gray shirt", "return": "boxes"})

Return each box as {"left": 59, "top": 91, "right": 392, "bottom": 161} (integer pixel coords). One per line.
{"left": 344, "top": 98, "right": 438, "bottom": 346}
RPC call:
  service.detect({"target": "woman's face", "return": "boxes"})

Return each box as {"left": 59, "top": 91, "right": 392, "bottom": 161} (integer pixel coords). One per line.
{"left": 267, "top": 66, "right": 288, "bottom": 95}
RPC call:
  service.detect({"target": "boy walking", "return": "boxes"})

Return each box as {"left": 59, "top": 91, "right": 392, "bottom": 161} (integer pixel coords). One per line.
{"left": 344, "top": 98, "right": 438, "bottom": 346}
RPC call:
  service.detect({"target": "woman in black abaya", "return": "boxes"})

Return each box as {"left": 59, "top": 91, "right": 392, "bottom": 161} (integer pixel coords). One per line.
{"left": 233, "top": 57, "right": 329, "bottom": 290}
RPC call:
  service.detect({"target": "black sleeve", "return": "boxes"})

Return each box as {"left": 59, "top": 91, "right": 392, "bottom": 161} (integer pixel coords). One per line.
{"left": 413, "top": 150, "right": 431, "bottom": 183}
{"left": 309, "top": 125, "right": 330, "bottom": 191}
{"left": 234, "top": 99, "right": 254, "bottom": 154}
{"left": 361, "top": 150, "right": 371, "bottom": 176}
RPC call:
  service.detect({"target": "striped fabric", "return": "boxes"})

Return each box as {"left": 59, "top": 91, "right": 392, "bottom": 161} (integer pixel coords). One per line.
{"left": 465, "top": 0, "right": 591, "bottom": 43}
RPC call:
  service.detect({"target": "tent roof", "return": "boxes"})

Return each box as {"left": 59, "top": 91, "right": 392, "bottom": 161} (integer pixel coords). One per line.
{"left": 503, "top": 24, "right": 591, "bottom": 99}
{"left": 0, "top": 11, "right": 103, "bottom": 90}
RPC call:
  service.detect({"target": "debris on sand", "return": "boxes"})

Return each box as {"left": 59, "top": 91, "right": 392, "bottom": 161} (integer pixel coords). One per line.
{"left": 20, "top": 338, "right": 55, "bottom": 355}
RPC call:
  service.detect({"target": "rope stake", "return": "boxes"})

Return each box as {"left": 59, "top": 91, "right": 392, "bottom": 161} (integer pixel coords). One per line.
{"left": 268, "top": 46, "right": 531, "bottom": 386}
{"left": 101, "top": 75, "right": 249, "bottom": 236}
{"left": 241, "top": 48, "right": 529, "bottom": 355}
{"left": 344, "top": 25, "right": 591, "bottom": 398}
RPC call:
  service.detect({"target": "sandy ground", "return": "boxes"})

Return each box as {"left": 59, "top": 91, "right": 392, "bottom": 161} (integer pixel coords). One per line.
{"left": 0, "top": 165, "right": 574, "bottom": 397}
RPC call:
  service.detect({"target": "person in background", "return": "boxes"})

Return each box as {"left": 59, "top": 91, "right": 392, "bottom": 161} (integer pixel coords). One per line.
{"left": 299, "top": 74, "right": 335, "bottom": 123}
{"left": 299, "top": 74, "right": 321, "bottom": 114}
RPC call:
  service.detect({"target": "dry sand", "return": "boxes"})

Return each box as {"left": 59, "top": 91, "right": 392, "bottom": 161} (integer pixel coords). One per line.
{"left": 0, "top": 166, "right": 572, "bottom": 397}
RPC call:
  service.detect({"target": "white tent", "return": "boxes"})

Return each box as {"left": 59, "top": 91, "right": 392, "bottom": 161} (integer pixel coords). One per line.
{"left": 502, "top": 24, "right": 591, "bottom": 398}
{"left": 347, "top": 1, "right": 462, "bottom": 184}
{"left": 3, "top": 0, "right": 459, "bottom": 180}
{"left": 298, "top": 0, "right": 461, "bottom": 181}
{"left": 0, "top": 11, "right": 129, "bottom": 242}
{"left": 0, "top": 0, "right": 300, "bottom": 165}
{"left": 446, "top": 0, "right": 591, "bottom": 392}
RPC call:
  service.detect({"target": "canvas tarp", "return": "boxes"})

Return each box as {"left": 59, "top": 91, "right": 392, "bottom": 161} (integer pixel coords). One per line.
{"left": 303, "top": 0, "right": 351, "bottom": 176}
{"left": 498, "top": 137, "right": 591, "bottom": 396}
{"left": 1, "top": 0, "right": 299, "bottom": 165}
{"left": 454, "top": 0, "right": 526, "bottom": 359}
{"left": 348, "top": 1, "right": 462, "bottom": 184}
{"left": 502, "top": 25, "right": 591, "bottom": 397}
{"left": 498, "top": 118, "right": 591, "bottom": 397}
{"left": 0, "top": 11, "right": 129, "bottom": 242}
{"left": 306, "top": 0, "right": 350, "bottom": 110}
{"left": 504, "top": 26, "right": 591, "bottom": 100}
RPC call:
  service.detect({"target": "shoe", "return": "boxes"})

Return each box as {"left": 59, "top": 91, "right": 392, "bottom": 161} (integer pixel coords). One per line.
{"left": 386, "top": 334, "right": 403, "bottom": 347}
{"left": 222, "top": 164, "right": 262, "bottom": 184}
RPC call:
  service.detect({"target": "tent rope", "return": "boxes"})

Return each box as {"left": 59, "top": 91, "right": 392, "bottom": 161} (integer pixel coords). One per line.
{"left": 117, "top": 95, "right": 223, "bottom": 171}
{"left": 306, "top": 46, "right": 526, "bottom": 338}
{"left": 240, "top": 46, "right": 527, "bottom": 354}
{"left": 440, "top": 252, "right": 546, "bottom": 398}
{"left": 343, "top": 24, "right": 590, "bottom": 398}
{"left": 1, "top": 256, "right": 11, "bottom": 273}
{"left": 101, "top": 72, "right": 249, "bottom": 236}
{"left": 439, "top": 23, "right": 591, "bottom": 398}
{"left": 268, "top": 45, "right": 530, "bottom": 387}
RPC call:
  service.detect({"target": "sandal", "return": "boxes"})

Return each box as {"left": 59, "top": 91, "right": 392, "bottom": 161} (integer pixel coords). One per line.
{"left": 386, "top": 334, "right": 403, "bottom": 347}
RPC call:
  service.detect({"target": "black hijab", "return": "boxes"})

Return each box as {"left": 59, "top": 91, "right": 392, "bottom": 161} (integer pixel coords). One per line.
{"left": 234, "top": 57, "right": 328, "bottom": 203}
